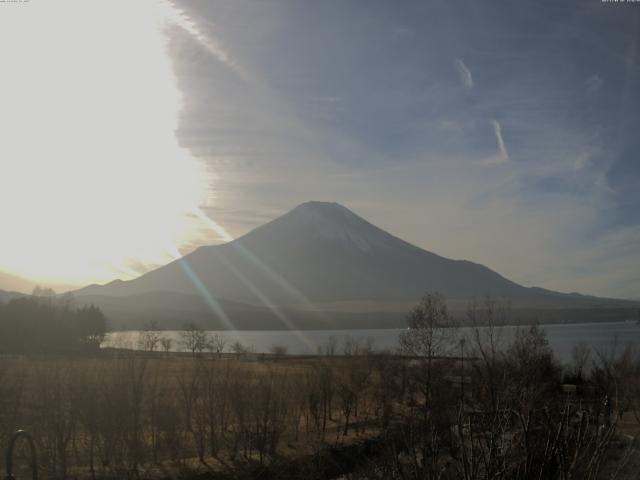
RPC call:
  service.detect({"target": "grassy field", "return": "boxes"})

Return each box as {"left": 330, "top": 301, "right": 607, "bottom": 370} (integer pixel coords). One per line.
{"left": 2, "top": 333, "right": 640, "bottom": 480}
{"left": 0, "top": 350, "right": 395, "bottom": 479}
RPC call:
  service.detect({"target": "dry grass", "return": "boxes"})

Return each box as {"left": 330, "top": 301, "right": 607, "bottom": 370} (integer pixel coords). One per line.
{"left": 0, "top": 351, "right": 390, "bottom": 479}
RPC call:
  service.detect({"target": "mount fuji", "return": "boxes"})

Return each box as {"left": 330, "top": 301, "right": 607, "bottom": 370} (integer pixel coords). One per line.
{"left": 75, "top": 202, "right": 638, "bottom": 329}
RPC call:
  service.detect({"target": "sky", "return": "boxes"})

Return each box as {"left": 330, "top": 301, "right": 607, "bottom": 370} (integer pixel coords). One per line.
{"left": 0, "top": 0, "right": 639, "bottom": 299}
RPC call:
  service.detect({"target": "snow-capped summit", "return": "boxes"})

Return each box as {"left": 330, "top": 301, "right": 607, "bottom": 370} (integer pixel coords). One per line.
{"left": 239, "top": 201, "right": 396, "bottom": 255}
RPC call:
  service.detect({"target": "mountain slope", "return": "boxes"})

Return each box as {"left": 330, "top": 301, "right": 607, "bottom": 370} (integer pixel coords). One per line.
{"left": 76, "top": 201, "right": 624, "bottom": 311}
{"left": 0, "top": 289, "right": 26, "bottom": 304}
{"left": 0, "top": 271, "right": 36, "bottom": 294}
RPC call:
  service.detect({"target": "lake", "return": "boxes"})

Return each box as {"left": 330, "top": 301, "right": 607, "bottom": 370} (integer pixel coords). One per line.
{"left": 103, "top": 320, "right": 640, "bottom": 363}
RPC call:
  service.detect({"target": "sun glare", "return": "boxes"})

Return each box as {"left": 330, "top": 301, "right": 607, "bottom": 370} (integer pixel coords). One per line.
{"left": 0, "top": 0, "right": 209, "bottom": 286}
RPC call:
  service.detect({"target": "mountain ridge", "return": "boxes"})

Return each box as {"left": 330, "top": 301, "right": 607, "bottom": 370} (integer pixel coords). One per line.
{"left": 75, "top": 201, "right": 522, "bottom": 302}
{"left": 75, "top": 202, "right": 631, "bottom": 311}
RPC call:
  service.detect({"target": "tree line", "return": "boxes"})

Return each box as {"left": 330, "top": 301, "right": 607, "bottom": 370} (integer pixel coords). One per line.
{"left": 0, "top": 287, "right": 107, "bottom": 354}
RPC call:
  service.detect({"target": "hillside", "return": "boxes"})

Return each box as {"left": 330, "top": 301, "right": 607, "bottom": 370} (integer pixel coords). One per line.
{"left": 74, "top": 202, "right": 638, "bottom": 328}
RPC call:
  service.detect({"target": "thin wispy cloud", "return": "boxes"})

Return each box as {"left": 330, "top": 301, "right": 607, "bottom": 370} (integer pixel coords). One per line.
{"left": 453, "top": 58, "right": 473, "bottom": 89}
{"left": 492, "top": 119, "right": 509, "bottom": 163}
{"left": 478, "top": 119, "right": 510, "bottom": 166}
{"left": 574, "top": 149, "right": 595, "bottom": 171}
{"left": 165, "top": 2, "right": 245, "bottom": 78}
{"left": 585, "top": 74, "right": 604, "bottom": 93}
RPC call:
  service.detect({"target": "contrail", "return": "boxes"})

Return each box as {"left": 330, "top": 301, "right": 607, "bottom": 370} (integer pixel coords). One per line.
{"left": 492, "top": 119, "right": 509, "bottom": 163}
{"left": 454, "top": 58, "right": 473, "bottom": 89}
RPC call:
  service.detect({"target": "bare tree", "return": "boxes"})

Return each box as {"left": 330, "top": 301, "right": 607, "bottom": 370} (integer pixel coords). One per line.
{"left": 160, "top": 336, "right": 173, "bottom": 353}
{"left": 180, "top": 323, "right": 209, "bottom": 355}
{"left": 342, "top": 336, "right": 375, "bottom": 356}
{"left": 250, "top": 371, "right": 289, "bottom": 463}
{"left": 317, "top": 335, "right": 338, "bottom": 356}
{"left": 343, "top": 335, "right": 358, "bottom": 356}
{"left": 327, "top": 335, "right": 338, "bottom": 355}
{"left": 137, "top": 321, "right": 162, "bottom": 352}
{"left": 466, "top": 294, "right": 509, "bottom": 412}
{"left": 570, "top": 341, "right": 591, "bottom": 381}
{"left": 230, "top": 340, "right": 250, "bottom": 358}
{"left": 400, "top": 292, "right": 457, "bottom": 397}
{"left": 269, "top": 344, "right": 288, "bottom": 358}
{"left": 33, "top": 361, "right": 76, "bottom": 479}
{"left": 395, "top": 293, "right": 460, "bottom": 479}
{"left": 336, "top": 358, "right": 371, "bottom": 435}
{"left": 592, "top": 342, "right": 640, "bottom": 422}
{"left": 207, "top": 333, "right": 227, "bottom": 358}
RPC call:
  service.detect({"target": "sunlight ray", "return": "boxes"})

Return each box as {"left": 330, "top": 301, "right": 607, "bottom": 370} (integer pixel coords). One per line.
{"left": 168, "top": 246, "right": 236, "bottom": 331}
{"left": 192, "top": 208, "right": 318, "bottom": 348}
{"left": 192, "top": 208, "right": 332, "bottom": 325}
{"left": 210, "top": 249, "right": 318, "bottom": 351}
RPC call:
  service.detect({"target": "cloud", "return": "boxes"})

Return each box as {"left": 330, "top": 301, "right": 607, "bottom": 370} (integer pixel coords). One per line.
{"left": 573, "top": 148, "right": 601, "bottom": 171}
{"left": 453, "top": 58, "right": 473, "bottom": 89}
{"left": 492, "top": 119, "right": 509, "bottom": 163}
{"left": 585, "top": 74, "right": 604, "bottom": 93}
{"left": 479, "top": 120, "right": 510, "bottom": 165}
{"left": 164, "top": 2, "right": 245, "bottom": 78}
{"left": 162, "top": 0, "right": 638, "bottom": 300}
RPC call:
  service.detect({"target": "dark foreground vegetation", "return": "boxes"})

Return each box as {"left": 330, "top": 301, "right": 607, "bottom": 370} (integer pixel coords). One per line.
{"left": 0, "top": 288, "right": 106, "bottom": 354}
{"left": 1, "top": 293, "right": 640, "bottom": 479}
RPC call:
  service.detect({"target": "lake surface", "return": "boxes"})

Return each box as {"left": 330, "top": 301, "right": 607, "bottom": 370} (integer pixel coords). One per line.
{"left": 103, "top": 321, "right": 640, "bottom": 363}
